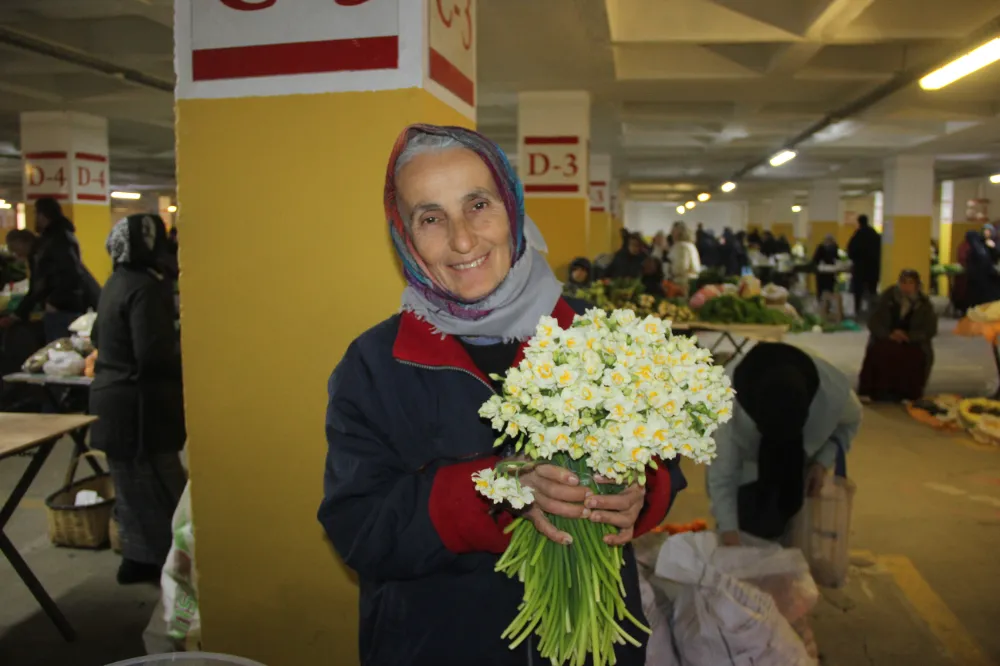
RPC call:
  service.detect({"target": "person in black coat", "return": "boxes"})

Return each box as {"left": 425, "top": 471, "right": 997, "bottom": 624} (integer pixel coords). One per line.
{"left": 965, "top": 230, "right": 1000, "bottom": 308}
{"left": 720, "top": 227, "right": 748, "bottom": 277}
{"left": 847, "top": 214, "right": 882, "bottom": 317}
{"left": 0, "top": 198, "right": 90, "bottom": 341}
{"left": 812, "top": 234, "right": 840, "bottom": 298}
{"left": 607, "top": 232, "right": 648, "bottom": 279}
{"left": 89, "top": 214, "right": 186, "bottom": 585}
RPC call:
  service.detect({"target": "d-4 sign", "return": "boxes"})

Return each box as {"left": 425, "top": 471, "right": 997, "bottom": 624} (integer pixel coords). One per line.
{"left": 23, "top": 151, "right": 108, "bottom": 204}
{"left": 521, "top": 136, "right": 583, "bottom": 194}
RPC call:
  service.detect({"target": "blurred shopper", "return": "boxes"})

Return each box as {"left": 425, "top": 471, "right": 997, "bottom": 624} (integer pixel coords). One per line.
{"left": 760, "top": 231, "right": 780, "bottom": 257}
{"left": 90, "top": 214, "right": 186, "bottom": 585}
{"left": 858, "top": 270, "right": 937, "bottom": 402}
{"left": 984, "top": 224, "right": 1000, "bottom": 263}
{"left": 0, "top": 198, "right": 91, "bottom": 341}
{"left": 847, "top": 214, "right": 882, "bottom": 318}
{"left": 708, "top": 343, "right": 861, "bottom": 544}
{"left": 812, "top": 235, "right": 839, "bottom": 298}
{"left": 564, "top": 256, "right": 592, "bottom": 294}
{"left": 964, "top": 230, "right": 1000, "bottom": 308}
{"left": 695, "top": 223, "right": 721, "bottom": 269}
{"left": 776, "top": 235, "right": 792, "bottom": 255}
{"left": 650, "top": 231, "right": 669, "bottom": 262}
{"left": 607, "top": 232, "right": 648, "bottom": 279}
{"left": 666, "top": 222, "right": 701, "bottom": 293}
{"left": 641, "top": 256, "right": 666, "bottom": 298}
{"left": 720, "top": 228, "right": 748, "bottom": 277}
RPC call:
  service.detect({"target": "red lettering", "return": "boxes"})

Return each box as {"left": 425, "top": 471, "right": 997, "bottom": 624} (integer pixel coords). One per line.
{"left": 219, "top": 0, "right": 276, "bottom": 9}
{"left": 334, "top": 0, "right": 373, "bottom": 4}
{"left": 437, "top": 0, "right": 473, "bottom": 50}
{"left": 564, "top": 154, "right": 578, "bottom": 177}
{"left": 51, "top": 167, "right": 66, "bottom": 186}
{"left": 28, "top": 166, "right": 44, "bottom": 187}
{"left": 96, "top": 170, "right": 106, "bottom": 188}
{"left": 528, "top": 153, "right": 550, "bottom": 177}
{"left": 77, "top": 166, "right": 91, "bottom": 187}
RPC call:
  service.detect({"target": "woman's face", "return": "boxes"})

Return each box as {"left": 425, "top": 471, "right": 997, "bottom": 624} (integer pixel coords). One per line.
{"left": 397, "top": 148, "right": 512, "bottom": 302}
{"left": 628, "top": 237, "right": 643, "bottom": 255}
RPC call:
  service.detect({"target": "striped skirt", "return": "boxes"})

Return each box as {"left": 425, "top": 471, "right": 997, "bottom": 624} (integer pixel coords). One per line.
{"left": 108, "top": 453, "right": 187, "bottom": 566}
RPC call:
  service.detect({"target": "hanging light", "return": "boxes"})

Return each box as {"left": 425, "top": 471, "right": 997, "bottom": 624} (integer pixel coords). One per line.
{"left": 685, "top": 201, "right": 696, "bottom": 209}
{"left": 697, "top": 192, "right": 711, "bottom": 202}
{"left": 676, "top": 205, "right": 686, "bottom": 214}
{"left": 720, "top": 182, "right": 736, "bottom": 193}
{"left": 111, "top": 191, "right": 141, "bottom": 200}
{"left": 167, "top": 205, "right": 178, "bottom": 213}
{"left": 920, "top": 38, "right": 1000, "bottom": 90}
{"left": 791, "top": 205, "right": 802, "bottom": 213}
{"left": 769, "top": 150, "right": 797, "bottom": 167}
{"left": 991, "top": 173, "right": 1000, "bottom": 184}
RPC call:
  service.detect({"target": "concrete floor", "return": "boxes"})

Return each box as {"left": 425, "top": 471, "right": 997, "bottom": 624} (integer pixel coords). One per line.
{"left": 1, "top": 322, "right": 999, "bottom": 665}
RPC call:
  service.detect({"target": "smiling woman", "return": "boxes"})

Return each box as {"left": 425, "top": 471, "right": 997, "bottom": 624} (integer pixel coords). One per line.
{"left": 317, "top": 124, "right": 682, "bottom": 665}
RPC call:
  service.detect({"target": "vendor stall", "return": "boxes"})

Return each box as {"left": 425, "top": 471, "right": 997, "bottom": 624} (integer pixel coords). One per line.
{"left": 673, "top": 321, "right": 788, "bottom": 366}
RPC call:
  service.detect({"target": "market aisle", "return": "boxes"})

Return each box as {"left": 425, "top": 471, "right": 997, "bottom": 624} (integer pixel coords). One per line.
{"left": 654, "top": 396, "right": 1000, "bottom": 664}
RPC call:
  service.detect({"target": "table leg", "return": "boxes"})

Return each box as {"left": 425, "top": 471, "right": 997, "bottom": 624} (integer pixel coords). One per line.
{"left": 0, "top": 532, "right": 76, "bottom": 641}
{"left": 0, "top": 439, "right": 76, "bottom": 641}
{"left": 68, "top": 428, "right": 102, "bottom": 475}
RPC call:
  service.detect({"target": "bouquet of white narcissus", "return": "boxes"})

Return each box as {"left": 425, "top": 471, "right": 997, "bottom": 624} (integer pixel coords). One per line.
{"left": 472, "top": 308, "right": 734, "bottom": 666}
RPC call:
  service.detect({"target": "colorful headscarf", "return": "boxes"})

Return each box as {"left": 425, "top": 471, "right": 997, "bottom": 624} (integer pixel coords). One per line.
{"left": 107, "top": 213, "right": 168, "bottom": 269}
{"left": 385, "top": 124, "right": 560, "bottom": 340}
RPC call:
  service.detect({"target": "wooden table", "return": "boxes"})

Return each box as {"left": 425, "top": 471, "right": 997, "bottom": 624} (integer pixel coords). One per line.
{"left": 0, "top": 413, "right": 97, "bottom": 641}
{"left": 673, "top": 322, "right": 788, "bottom": 365}
{"left": 2, "top": 373, "right": 101, "bottom": 476}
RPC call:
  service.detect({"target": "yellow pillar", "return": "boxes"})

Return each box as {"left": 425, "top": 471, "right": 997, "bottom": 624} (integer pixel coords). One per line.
{"left": 20, "top": 111, "right": 112, "bottom": 283}
{"left": 175, "top": 2, "right": 476, "bottom": 664}
{"left": 588, "top": 154, "right": 612, "bottom": 257}
{"left": 518, "top": 91, "right": 590, "bottom": 279}
{"left": 882, "top": 156, "right": 933, "bottom": 288}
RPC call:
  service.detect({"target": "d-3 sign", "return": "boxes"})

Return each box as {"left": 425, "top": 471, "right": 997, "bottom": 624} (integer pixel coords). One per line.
{"left": 521, "top": 136, "right": 582, "bottom": 194}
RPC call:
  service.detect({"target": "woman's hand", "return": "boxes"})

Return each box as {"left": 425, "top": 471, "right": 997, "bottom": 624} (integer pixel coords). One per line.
{"left": 889, "top": 329, "right": 909, "bottom": 343}
{"left": 586, "top": 475, "right": 647, "bottom": 546}
{"left": 805, "top": 462, "right": 827, "bottom": 497}
{"left": 518, "top": 464, "right": 589, "bottom": 545}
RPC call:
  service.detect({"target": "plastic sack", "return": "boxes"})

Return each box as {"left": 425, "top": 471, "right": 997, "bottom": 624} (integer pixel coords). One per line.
{"left": 968, "top": 300, "right": 1000, "bottom": 323}
{"left": 640, "top": 575, "right": 680, "bottom": 666}
{"left": 22, "top": 338, "right": 75, "bottom": 373}
{"left": 42, "top": 350, "right": 86, "bottom": 378}
{"left": 68, "top": 311, "right": 97, "bottom": 337}
{"left": 71, "top": 334, "right": 95, "bottom": 356}
{"left": 787, "top": 474, "right": 856, "bottom": 588}
{"left": 737, "top": 275, "right": 762, "bottom": 298}
{"left": 654, "top": 531, "right": 818, "bottom": 666}
{"left": 144, "top": 482, "right": 200, "bottom": 653}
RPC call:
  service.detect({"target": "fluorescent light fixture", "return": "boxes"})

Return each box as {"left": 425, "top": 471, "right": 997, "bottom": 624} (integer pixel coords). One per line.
{"left": 685, "top": 201, "right": 696, "bottom": 209}
{"left": 0, "top": 199, "right": 6, "bottom": 206}
{"left": 720, "top": 182, "right": 736, "bottom": 193}
{"left": 791, "top": 205, "right": 802, "bottom": 213}
{"left": 167, "top": 205, "right": 178, "bottom": 213}
{"left": 676, "top": 205, "right": 686, "bottom": 214}
{"left": 697, "top": 192, "right": 711, "bottom": 202}
{"left": 0, "top": 202, "right": 10, "bottom": 210}
{"left": 769, "top": 150, "right": 797, "bottom": 167}
{"left": 111, "top": 191, "right": 141, "bottom": 200}
{"left": 991, "top": 173, "right": 1000, "bottom": 184}
{"left": 920, "top": 38, "right": 1000, "bottom": 91}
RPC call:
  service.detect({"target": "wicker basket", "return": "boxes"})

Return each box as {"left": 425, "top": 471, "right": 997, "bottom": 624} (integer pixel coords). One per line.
{"left": 45, "top": 450, "right": 115, "bottom": 548}
{"left": 109, "top": 515, "right": 122, "bottom": 553}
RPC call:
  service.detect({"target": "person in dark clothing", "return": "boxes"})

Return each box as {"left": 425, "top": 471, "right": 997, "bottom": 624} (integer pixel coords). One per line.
{"left": 606, "top": 232, "right": 648, "bottom": 279}
{"left": 695, "top": 224, "right": 720, "bottom": 269}
{"left": 847, "top": 214, "right": 882, "bottom": 318}
{"left": 89, "top": 214, "right": 186, "bottom": 585}
{"left": 812, "top": 234, "right": 839, "bottom": 298}
{"left": 776, "top": 235, "right": 792, "bottom": 255}
{"left": 747, "top": 228, "right": 762, "bottom": 248}
{"left": 858, "top": 270, "right": 937, "bottom": 402}
{"left": 720, "top": 228, "right": 748, "bottom": 277}
{"left": 0, "top": 198, "right": 89, "bottom": 341}
{"left": 760, "top": 231, "right": 779, "bottom": 257}
{"left": 983, "top": 224, "right": 1000, "bottom": 263}
{"left": 641, "top": 256, "right": 666, "bottom": 298}
{"left": 964, "top": 230, "right": 1000, "bottom": 308}
{"left": 318, "top": 125, "right": 684, "bottom": 666}
{"left": 564, "top": 256, "right": 592, "bottom": 294}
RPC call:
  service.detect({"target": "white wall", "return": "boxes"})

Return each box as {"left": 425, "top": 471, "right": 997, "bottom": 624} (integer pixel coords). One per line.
{"left": 624, "top": 200, "right": 747, "bottom": 238}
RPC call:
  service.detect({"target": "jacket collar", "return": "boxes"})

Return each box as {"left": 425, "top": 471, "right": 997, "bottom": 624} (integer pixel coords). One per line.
{"left": 392, "top": 297, "right": 578, "bottom": 383}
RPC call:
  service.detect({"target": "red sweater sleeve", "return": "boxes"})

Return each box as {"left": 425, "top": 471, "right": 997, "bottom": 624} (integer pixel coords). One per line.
{"left": 632, "top": 463, "right": 673, "bottom": 538}
{"left": 428, "top": 456, "right": 513, "bottom": 554}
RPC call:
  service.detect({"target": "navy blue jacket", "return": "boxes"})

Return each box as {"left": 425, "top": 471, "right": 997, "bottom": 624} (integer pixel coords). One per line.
{"left": 319, "top": 298, "right": 685, "bottom": 666}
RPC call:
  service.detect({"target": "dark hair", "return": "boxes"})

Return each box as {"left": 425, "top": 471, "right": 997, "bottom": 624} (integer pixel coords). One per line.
{"left": 899, "top": 269, "right": 921, "bottom": 284}
{"left": 34, "top": 197, "right": 63, "bottom": 221}
{"left": 6, "top": 229, "right": 36, "bottom": 245}
{"left": 858, "top": 214, "right": 870, "bottom": 227}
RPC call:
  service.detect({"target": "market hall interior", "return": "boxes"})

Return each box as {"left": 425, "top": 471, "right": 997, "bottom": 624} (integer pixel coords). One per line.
{"left": 1, "top": 1, "right": 1000, "bottom": 665}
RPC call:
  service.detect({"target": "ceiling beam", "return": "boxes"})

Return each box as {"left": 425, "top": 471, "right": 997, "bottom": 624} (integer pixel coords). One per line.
{"left": 767, "top": 0, "right": 876, "bottom": 75}
{"left": 0, "top": 80, "right": 63, "bottom": 103}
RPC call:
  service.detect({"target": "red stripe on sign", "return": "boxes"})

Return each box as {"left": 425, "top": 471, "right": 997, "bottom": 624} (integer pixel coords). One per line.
{"left": 525, "top": 184, "right": 580, "bottom": 193}
{"left": 24, "top": 152, "right": 67, "bottom": 159}
{"left": 27, "top": 193, "right": 69, "bottom": 200}
{"left": 590, "top": 207, "right": 606, "bottom": 212}
{"left": 524, "top": 136, "right": 579, "bottom": 145}
{"left": 429, "top": 48, "right": 474, "bottom": 106}
{"left": 192, "top": 35, "right": 399, "bottom": 81}
{"left": 77, "top": 194, "right": 108, "bottom": 202}
{"left": 75, "top": 152, "right": 107, "bottom": 163}
{"left": 590, "top": 181, "right": 607, "bottom": 186}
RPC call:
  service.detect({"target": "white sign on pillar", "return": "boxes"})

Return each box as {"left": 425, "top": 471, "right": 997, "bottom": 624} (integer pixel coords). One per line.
{"left": 175, "top": 0, "right": 475, "bottom": 119}
{"left": 517, "top": 91, "right": 590, "bottom": 197}
{"left": 589, "top": 154, "right": 611, "bottom": 212}
{"left": 21, "top": 112, "right": 109, "bottom": 205}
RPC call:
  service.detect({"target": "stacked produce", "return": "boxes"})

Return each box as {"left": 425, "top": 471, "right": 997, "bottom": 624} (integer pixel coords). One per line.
{"left": 21, "top": 312, "right": 97, "bottom": 378}
{"left": 569, "top": 279, "right": 697, "bottom": 323}
{"left": 697, "top": 295, "right": 798, "bottom": 327}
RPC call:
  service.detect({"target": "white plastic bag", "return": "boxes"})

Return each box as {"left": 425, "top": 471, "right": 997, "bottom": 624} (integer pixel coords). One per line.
{"left": 68, "top": 311, "right": 97, "bottom": 337}
{"left": 788, "top": 474, "right": 856, "bottom": 588}
{"left": 654, "top": 531, "right": 818, "bottom": 666}
{"left": 640, "top": 575, "right": 680, "bottom": 666}
{"left": 43, "top": 350, "right": 86, "bottom": 377}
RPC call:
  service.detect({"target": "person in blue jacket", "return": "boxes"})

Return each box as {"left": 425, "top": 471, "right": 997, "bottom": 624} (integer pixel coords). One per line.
{"left": 707, "top": 343, "right": 861, "bottom": 546}
{"left": 318, "top": 124, "right": 685, "bottom": 666}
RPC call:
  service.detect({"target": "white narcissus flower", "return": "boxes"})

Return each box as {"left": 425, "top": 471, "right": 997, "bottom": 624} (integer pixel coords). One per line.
{"left": 602, "top": 364, "right": 632, "bottom": 389}
{"left": 554, "top": 365, "right": 578, "bottom": 390}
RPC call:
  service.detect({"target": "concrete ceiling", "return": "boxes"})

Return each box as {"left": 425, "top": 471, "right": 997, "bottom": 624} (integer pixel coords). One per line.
{"left": 0, "top": 0, "right": 999, "bottom": 202}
